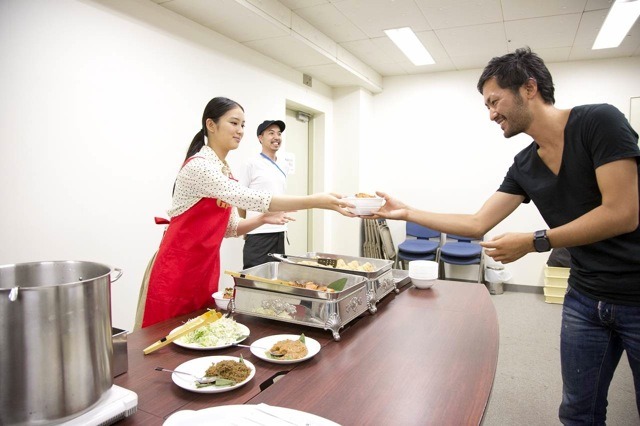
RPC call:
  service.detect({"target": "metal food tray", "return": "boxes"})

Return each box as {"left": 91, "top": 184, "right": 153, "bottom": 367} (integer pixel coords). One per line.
{"left": 229, "top": 262, "right": 368, "bottom": 341}
{"left": 271, "top": 252, "right": 397, "bottom": 313}
{"left": 392, "top": 269, "right": 411, "bottom": 288}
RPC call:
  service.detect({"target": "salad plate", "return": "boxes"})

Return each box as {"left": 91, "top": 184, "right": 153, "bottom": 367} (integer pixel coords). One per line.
{"left": 250, "top": 334, "right": 321, "bottom": 364}
{"left": 172, "top": 320, "right": 249, "bottom": 350}
{"left": 171, "top": 355, "right": 255, "bottom": 394}
{"left": 164, "top": 403, "right": 339, "bottom": 425}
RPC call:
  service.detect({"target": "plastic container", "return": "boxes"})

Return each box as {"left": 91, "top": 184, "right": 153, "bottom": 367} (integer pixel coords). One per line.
{"left": 543, "top": 286, "right": 566, "bottom": 297}
{"left": 544, "top": 293, "right": 565, "bottom": 304}
{"left": 544, "top": 266, "right": 570, "bottom": 287}
{"left": 544, "top": 266, "right": 570, "bottom": 278}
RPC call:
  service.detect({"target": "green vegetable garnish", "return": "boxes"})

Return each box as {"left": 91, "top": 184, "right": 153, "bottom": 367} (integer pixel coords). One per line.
{"left": 327, "top": 278, "right": 347, "bottom": 292}
{"left": 299, "top": 334, "right": 306, "bottom": 344}
{"left": 195, "top": 377, "right": 236, "bottom": 388}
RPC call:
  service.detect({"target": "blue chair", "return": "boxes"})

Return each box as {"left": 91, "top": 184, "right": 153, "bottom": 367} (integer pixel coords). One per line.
{"left": 397, "top": 222, "right": 442, "bottom": 269}
{"left": 437, "top": 234, "right": 484, "bottom": 283}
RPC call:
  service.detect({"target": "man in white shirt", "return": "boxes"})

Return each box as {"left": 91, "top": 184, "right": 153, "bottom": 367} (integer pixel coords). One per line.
{"left": 238, "top": 120, "right": 293, "bottom": 268}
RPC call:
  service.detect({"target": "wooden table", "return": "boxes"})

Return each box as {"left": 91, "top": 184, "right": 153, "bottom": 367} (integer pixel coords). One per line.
{"left": 114, "top": 279, "right": 498, "bottom": 425}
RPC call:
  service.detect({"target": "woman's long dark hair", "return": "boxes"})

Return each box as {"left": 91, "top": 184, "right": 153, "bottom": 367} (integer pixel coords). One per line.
{"left": 184, "top": 97, "right": 244, "bottom": 161}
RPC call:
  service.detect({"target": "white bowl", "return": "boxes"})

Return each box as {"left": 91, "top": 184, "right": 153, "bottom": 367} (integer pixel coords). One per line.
{"left": 212, "top": 291, "right": 232, "bottom": 310}
{"left": 409, "top": 260, "right": 438, "bottom": 277}
{"left": 411, "top": 277, "right": 436, "bottom": 289}
{"left": 343, "top": 195, "right": 385, "bottom": 216}
{"left": 409, "top": 260, "right": 438, "bottom": 289}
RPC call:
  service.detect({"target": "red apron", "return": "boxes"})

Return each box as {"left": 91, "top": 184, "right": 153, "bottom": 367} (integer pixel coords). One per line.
{"left": 142, "top": 157, "right": 233, "bottom": 328}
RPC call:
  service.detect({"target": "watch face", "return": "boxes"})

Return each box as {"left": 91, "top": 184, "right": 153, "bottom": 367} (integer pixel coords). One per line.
{"left": 535, "top": 237, "right": 551, "bottom": 252}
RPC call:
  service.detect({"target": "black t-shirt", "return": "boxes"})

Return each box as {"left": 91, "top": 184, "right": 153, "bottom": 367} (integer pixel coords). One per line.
{"left": 498, "top": 104, "right": 640, "bottom": 305}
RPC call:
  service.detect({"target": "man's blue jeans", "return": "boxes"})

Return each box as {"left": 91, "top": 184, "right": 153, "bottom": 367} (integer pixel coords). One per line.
{"left": 559, "top": 286, "right": 640, "bottom": 425}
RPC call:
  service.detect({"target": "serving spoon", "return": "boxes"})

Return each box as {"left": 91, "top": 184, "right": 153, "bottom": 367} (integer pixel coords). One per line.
{"left": 155, "top": 367, "right": 223, "bottom": 384}
{"left": 232, "top": 343, "right": 284, "bottom": 358}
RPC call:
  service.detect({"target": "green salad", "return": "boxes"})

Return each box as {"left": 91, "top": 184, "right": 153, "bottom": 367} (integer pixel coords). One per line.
{"left": 178, "top": 316, "right": 244, "bottom": 347}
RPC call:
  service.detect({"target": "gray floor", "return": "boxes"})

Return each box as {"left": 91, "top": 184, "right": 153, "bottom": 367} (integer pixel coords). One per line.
{"left": 482, "top": 290, "right": 638, "bottom": 425}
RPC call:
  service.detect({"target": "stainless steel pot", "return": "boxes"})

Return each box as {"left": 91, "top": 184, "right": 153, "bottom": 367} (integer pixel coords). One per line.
{"left": 0, "top": 261, "right": 122, "bottom": 425}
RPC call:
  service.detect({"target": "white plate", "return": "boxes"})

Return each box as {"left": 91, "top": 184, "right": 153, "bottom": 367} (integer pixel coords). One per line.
{"left": 171, "top": 355, "right": 255, "bottom": 393}
{"left": 164, "top": 403, "right": 339, "bottom": 426}
{"left": 171, "top": 323, "right": 249, "bottom": 350}
{"left": 250, "top": 334, "right": 321, "bottom": 364}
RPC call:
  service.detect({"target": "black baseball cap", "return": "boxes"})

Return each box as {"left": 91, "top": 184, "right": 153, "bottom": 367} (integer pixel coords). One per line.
{"left": 257, "top": 120, "right": 285, "bottom": 136}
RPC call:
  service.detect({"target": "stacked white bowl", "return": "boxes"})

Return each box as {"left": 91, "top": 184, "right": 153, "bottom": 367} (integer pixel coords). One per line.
{"left": 408, "top": 260, "right": 438, "bottom": 289}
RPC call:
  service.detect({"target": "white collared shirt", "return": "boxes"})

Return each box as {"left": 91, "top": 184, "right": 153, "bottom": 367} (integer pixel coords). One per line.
{"left": 238, "top": 152, "right": 289, "bottom": 234}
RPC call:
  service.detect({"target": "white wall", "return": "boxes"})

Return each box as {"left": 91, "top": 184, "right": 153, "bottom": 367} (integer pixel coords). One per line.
{"left": 0, "top": 0, "right": 341, "bottom": 330}
{"left": 331, "top": 87, "right": 374, "bottom": 255}
{"left": 367, "top": 57, "right": 640, "bottom": 286}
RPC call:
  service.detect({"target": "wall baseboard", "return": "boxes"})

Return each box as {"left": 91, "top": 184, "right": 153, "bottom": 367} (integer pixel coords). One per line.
{"left": 441, "top": 278, "right": 544, "bottom": 294}
{"left": 503, "top": 283, "right": 543, "bottom": 294}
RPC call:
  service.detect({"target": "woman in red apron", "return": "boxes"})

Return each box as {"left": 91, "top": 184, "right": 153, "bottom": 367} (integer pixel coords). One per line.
{"left": 141, "top": 97, "right": 354, "bottom": 327}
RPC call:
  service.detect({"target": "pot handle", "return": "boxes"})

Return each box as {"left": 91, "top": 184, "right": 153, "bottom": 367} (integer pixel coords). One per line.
{"left": 111, "top": 268, "right": 123, "bottom": 282}
{"left": 8, "top": 286, "right": 19, "bottom": 302}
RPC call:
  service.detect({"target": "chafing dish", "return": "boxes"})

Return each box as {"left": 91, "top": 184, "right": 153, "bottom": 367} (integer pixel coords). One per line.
{"left": 392, "top": 268, "right": 411, "bottom": 288}
{"left": 228, "top": 262, "right": 368, "bottom": 341}
{"left": 270, "top": 252, "right": 396, "bottom": 313}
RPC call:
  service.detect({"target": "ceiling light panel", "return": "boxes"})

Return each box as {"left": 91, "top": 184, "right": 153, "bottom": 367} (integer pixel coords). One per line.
{"left": 384, "top": 27, "right": 435, "bottom": 65}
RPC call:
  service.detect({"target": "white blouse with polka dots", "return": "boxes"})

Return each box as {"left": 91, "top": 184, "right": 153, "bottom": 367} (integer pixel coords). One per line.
{"left": 168, "top": 145, "right": 272, "bottom": 237}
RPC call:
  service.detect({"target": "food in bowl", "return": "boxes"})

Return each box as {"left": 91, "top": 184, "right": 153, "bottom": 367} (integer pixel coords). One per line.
{"left": 213, "top": 291, "right": 232, "bottom": 310}
{"left": 222, "top": 287, "right": 234, "bottom": 299}
{"left": 355, "top": 192, "right": 376, "bottom": 198}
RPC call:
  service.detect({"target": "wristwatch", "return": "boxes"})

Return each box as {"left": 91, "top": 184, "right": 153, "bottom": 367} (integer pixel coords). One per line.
{"left": 533, "top": 229, "right": 551, "bottom": 252}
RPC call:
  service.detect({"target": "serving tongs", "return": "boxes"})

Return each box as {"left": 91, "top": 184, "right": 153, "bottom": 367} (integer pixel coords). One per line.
{"left": 224, "top": 270, "right": 296, "bottom": 287}
{"left": 224, "top": 269, "right": 348, "bottom": 292}
{"left": 142, "top": 310, "right": 223, "bottom": 355}
{"left": 268, "top": 253, "right": 338, "bottom": 268}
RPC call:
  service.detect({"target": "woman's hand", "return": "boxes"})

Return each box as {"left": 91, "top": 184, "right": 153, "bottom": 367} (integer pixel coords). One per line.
{"left": 261, "top": 211, "right": 296, "bottom": 226}
{"left": 313, "top": 193, "right": 357, "bottom": 217}
{"left": 369, "top": 191, "right": 409, "bottom": 220}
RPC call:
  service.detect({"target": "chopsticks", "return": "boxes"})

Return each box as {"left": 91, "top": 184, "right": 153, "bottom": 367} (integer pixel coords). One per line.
{"left": 224, "top": 270, "right": 293, "bottom": 287}
{"left": 142, "top": 310, "right": 223, "bottom": 355}
{"left": 225, "top": 269, "right": 347, "bottom": 292}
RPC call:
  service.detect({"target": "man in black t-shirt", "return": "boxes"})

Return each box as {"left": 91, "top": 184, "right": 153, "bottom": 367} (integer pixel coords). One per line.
{"left": 373, "top": 47, "right": 640, "bottom": 424}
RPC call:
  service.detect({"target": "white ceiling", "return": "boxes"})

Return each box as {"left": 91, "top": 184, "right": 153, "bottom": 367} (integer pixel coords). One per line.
{"left": 151, "top": 0, "right": 640, "bottom": 93}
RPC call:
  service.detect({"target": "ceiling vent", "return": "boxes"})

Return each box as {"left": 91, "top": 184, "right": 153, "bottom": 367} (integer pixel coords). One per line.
{"left": 303, "top": 74, "right": 312, "bottom": 87}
